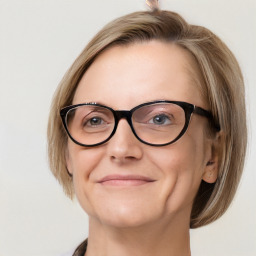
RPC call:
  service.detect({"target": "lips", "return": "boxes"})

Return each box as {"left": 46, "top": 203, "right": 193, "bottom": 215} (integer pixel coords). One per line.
{"left": 97, "top": 175, "right": 155, "bottom": 186}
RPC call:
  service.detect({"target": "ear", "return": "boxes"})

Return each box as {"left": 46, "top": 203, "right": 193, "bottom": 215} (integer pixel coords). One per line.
{"left": 202, "top": 132, "right": 223, "bottom": 184}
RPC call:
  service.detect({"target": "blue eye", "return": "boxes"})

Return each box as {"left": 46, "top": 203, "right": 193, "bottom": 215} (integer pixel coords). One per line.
{"left": 88, "top": 117, "right": 103, "bottom": 126}
{"left": 150, "top": 114, "right": 171, "bottom": 125}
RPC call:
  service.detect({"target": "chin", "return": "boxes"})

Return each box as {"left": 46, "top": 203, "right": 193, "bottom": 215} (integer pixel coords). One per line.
{"left": 99, "top": 209, "right": 158, "bottom": 229}
{"left": 89, "top": 199, "right": 164, "bottom": 229}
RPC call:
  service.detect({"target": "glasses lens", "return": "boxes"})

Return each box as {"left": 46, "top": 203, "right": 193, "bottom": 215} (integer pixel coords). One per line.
{"left": 132, "top": 103, "right": 185, "bottom": 145}
{"left": 66, "top": 105, "right": 115, "bottom": 145}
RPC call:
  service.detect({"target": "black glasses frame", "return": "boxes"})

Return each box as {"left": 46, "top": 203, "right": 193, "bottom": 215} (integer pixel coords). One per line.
{"left": 60, "top": 100, "right": 219, "bottom": 147}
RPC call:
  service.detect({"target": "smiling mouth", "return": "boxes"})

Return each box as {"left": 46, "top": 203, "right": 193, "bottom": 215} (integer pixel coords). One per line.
{"left": 98, "top": 175, "right": 155, "bottom": 186}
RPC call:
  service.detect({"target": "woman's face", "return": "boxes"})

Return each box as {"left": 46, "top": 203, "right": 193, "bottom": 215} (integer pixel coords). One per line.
{"left": 66, "top": 41, "right": 217, "bottom": 228}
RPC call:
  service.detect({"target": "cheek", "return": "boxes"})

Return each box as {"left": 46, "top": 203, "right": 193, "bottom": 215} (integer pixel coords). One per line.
{"left": 67, "top": 140, "right": 105, "bottom": 175}
{"left": 150, "top": 134, "right": 206, "bottom": 178}
{"left": 148, "top": 133, "right": 207, "bottom": 211}
{"left": 66, "top": 143, "right": 105, "bottom": 211}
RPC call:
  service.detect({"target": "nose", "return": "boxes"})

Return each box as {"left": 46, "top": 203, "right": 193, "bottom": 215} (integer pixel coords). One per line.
{"left": 106, "top": 119, "right": 143, "bottom": 163}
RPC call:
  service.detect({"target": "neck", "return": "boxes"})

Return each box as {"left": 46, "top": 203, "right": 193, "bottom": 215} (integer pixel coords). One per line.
{"left": 85, "top": 215, "right": 191, "bottom": 256}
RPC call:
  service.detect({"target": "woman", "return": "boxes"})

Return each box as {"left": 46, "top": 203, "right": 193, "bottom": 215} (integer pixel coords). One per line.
{"left": 47, "top": 4, "right": 247, "bottom": 256}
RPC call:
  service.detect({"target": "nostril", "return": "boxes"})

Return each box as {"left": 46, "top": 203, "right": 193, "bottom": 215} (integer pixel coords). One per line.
{"left": 110, "top": 154, "right": 139, "bottom": 164}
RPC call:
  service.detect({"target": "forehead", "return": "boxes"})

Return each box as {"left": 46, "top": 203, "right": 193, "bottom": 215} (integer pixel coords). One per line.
{"left": 73, "top": 40, "right": 205, "bottom": 109}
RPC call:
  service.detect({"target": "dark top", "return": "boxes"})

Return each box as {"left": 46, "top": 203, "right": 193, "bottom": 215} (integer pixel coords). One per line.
{"left": 72, "top": 239, "right": 87, "bottom": 256}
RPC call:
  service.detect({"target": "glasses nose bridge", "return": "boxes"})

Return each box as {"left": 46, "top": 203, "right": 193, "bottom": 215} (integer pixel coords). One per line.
{"left": 114, "top": 110, "right": 133, "bottom": 129}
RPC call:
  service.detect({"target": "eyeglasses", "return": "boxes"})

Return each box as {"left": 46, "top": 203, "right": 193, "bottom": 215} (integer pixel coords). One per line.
{"left": 60, "top": 100, "right": 219, "bottom": 147}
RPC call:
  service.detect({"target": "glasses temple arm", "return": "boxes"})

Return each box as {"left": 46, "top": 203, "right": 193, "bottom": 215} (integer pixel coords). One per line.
{"left": 194, "top": 106, "right": 220, "bottom": 131}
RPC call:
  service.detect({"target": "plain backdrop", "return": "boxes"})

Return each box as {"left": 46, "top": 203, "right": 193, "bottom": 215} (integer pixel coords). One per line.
{"left": 0, "top": 0, "right": 255, "bottom": 255}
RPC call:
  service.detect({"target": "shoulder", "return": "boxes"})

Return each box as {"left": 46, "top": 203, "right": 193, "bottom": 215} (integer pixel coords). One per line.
{"left": 59, "top": 239, "right": 87, "bottom": 256}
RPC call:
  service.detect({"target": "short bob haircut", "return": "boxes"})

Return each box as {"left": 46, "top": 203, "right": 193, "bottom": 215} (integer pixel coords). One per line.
{"left": 48, "top": 10, "right": 247, "bottom": 228}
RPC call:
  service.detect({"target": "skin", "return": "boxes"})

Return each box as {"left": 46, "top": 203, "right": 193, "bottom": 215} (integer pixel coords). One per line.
{"left": 66, "top": 40, "right": 218, "bottom": 256}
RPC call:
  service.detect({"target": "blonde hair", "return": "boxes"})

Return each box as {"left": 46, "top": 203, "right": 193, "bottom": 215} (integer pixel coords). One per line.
{"left": 47, "top": 10, "right": 247, "bottom": 228}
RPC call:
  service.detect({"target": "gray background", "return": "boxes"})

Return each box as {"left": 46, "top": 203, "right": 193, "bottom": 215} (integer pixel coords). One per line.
{"left": 0, "top": 0, "right": 255, "bottom": 255}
